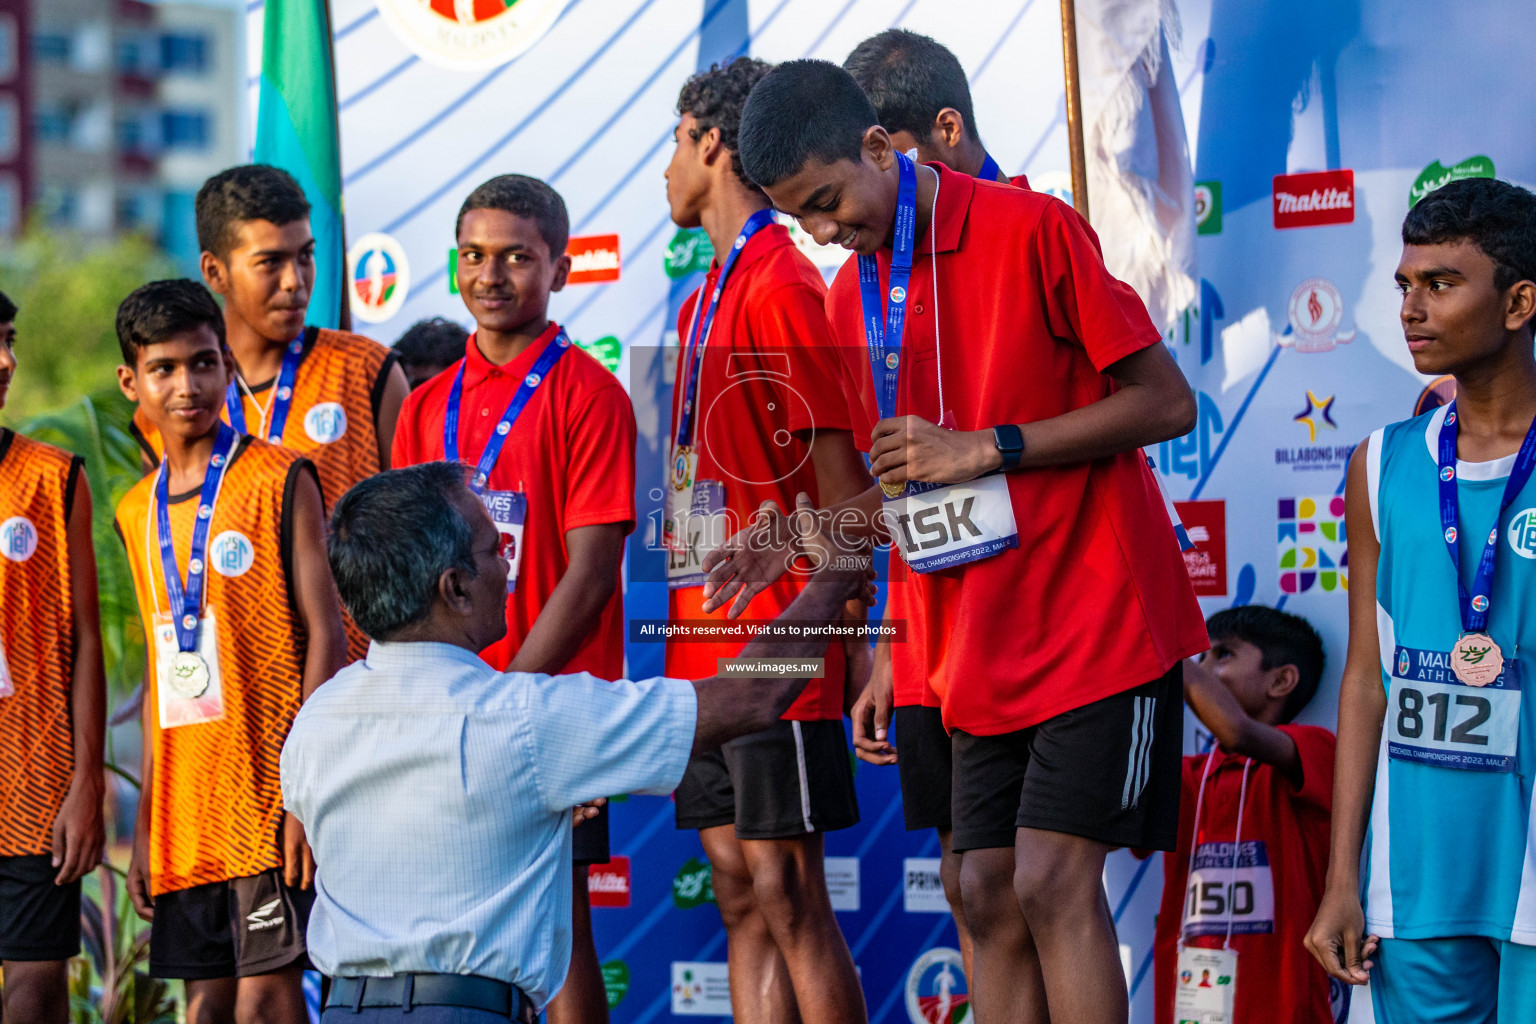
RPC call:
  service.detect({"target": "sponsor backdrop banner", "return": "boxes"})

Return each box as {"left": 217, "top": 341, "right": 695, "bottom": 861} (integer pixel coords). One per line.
{"left": 239, "top": 1, "right": 1536, "bottom": 1020}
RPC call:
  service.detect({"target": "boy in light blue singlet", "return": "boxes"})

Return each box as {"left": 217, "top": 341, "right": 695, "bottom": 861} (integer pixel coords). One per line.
{"left": 1307, "top": 177, "right": 1536, "bottom": 1024}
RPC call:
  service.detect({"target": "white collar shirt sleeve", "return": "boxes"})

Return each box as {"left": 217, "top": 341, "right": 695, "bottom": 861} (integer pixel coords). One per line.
{"left": 279, "top": 640, "right": 697, "bottom": 1010}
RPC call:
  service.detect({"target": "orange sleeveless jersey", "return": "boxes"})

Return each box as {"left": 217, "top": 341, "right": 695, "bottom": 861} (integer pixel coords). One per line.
{"left": 0, "top": 431, "right": 82, "bottom": 856}
{"left": 116, "top": 439, "right": 309, "bottom": 895}
{"left": 132, "top": 327, "right": 393, "bottom": 660}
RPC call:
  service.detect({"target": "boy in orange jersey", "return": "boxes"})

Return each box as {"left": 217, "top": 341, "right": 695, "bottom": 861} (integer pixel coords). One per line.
{"left": 115, "top": 280, "right": 348, "bottom": 1024}
{"left": 131, "top": 165, "right": 410, "bottom": 661}
{"left": 0, "top": 289, "right": 107, "bottom": 1024}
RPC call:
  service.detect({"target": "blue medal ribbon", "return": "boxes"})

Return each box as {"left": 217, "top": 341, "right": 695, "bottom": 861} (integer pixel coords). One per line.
{"left": 226, "top": 336, "right": 305, "bottom": 442}
{"left": 674, "top": 207, "right": 777, "bottom": 447}
{"left": 976, "top": 151, "right": 1002, "bottom": 183}
{"left": 155, "top": 422, "right": 238, "bottom": 654}
{"left": 444, "top": 329, "right": 572, "bottom": 490}
{"left": 859, "top": 151, "right": 919, "bottom": 421}
{"left": 1436, "top": 399, "right": 1536, "bottom": 633}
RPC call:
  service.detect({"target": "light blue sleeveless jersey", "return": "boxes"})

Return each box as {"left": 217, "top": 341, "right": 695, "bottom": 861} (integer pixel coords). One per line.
{"left": 1366, "top": 405, "right": 1536, "bottom": 944}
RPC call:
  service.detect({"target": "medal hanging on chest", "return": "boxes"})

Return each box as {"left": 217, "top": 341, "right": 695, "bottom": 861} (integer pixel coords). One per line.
{"left": 149, "top": 424, "right": 237, "bottom": 727}
{"left": 444, "top": 330, "right": 571, "bottom": 593}
{"left": 665, "top": 209, "right": 776, "bottom": 588}
{"left": 1436, "top": 401, "right": 1536, "bottom": 686}
{"left": 226, "top": 336, "right": 305, "bottom": 444}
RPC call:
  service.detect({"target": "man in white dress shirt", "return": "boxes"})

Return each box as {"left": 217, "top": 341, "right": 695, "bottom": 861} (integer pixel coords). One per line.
{"left": 280, "top": 462, "right": 868, "bottom": 1022}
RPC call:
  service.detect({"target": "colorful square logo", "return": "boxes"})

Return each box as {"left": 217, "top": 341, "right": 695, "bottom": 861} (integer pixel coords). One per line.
{"left": 1278, "top": 496, "right": 1348, "bottom": 593}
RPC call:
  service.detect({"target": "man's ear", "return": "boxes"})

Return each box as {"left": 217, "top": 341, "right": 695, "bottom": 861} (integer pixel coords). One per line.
{"left": 1266, "top": 663, "right": 1301, "bottom": 702}
{"left": 116, "top": 364, "right": 140, "bottom": 403}
{"left": 1505, "top": 278, "right": 1536, "bottom": 334}
{"left": 550, "top": 252, "right": 571, "bottom": 294}
{"left": 437, "top": 566, "right": 476, "bottom": 618}
{"left": 698, "top": 125, "right": 725, "bottom": 167}
{"left": 201, "top": 250, "right": 231, "bottom": 297}
{"left": 865, "top": 125, "right": 896, "bottom": 171}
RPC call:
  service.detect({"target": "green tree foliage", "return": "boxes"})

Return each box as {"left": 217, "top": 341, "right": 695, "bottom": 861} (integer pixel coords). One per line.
{"left": 0, "top": 225, "right": 175, "bottom": 423}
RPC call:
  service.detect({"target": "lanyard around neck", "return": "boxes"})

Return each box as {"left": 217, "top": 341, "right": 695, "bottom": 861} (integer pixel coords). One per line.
{"left": 444, "top": 330, "right": 572, "bottom": 490}
{"left": 152, "top": 422, "right": 238, "bottom": 653}
{"left": 674, "top": 207, "right": 778, "bottom": 447}
{"left": 1181, "top": 748, "right": 1254, "bottom": 950}
{"left": 227, "top": 335, "right": 305, "bottom": 442}
{"left": 1436, "top": 400, "right": 1536, "bottom": 633}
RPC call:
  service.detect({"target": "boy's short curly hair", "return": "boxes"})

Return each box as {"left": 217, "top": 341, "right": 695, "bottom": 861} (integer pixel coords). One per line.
{"left": 676, "top": 57, "right": 774, "bottom": 194}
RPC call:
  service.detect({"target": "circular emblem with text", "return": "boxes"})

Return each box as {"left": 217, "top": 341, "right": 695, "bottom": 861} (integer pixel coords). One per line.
{"left": 1509, "top": 508, "right": 1536, "bottom": 560}
{"left": 304, "top": 402, "right": 348, "bottom": 444}
{"left": 376, "top": 0, "right": 569, "bottom": 71}
{"left": 210, "top": 531, "right": 255, "bottom": 578}
{"left": 905, "top": 947, "right": 969, "bottom": 1024}
{"left": 0, "top": 516, "right": 38, "bottom": 562}
{"left": 348, "top": 233, "right": 411, "bottom": 324}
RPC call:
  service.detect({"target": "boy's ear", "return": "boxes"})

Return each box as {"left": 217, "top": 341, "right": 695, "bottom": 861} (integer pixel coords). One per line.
{"left": 697, "top": 124, "right": 725, "bottom": 166}
{"left": 116, "top": 364, "right": 140, "bottom": 404}
{"left": 200, "top": 250, "right": 231, "bottom": 296}
{"left": 865, "top": 125, "right": 896, "bottom": 171}
{"left": 549, "top": 251, "right": 571, "bottom": 294}
{"left": 1504, "top": 278, "right": 1536, "bottom": 335}
{"left": 933, "top": 108, "right": 966, "bottom": 153}
{"left": 1266, "top": 663, "right": 1301, "bottom": 702}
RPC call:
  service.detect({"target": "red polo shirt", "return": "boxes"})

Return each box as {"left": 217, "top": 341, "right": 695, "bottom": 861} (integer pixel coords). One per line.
{"left": 392, "top": 323, "right": 635, "bottom": 679}
{"left": 826, "top": 163, "right": 1207, "bottom": 734}
{"left": 665, "top": 222, "right": 851, "bottom": 720}
{"left": 1152, "top": 726, "right": 1337, "bottom": 1024}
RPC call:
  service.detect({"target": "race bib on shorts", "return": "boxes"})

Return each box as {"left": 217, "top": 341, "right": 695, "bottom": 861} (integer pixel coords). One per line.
{"left": 1388, "top": 645, "right": 1521, "bottom": 772}
{"left": 1182, "top": 840, "right": 1275, "bottom": 937}
{"left": 0, "top": 638, "right": 13, "bottom": 698}
{"left": 882, "top": 473, "right": 1018, "bottom": 573}
{"left": 664, "top": 446, "right": 729, "bottom": 589}
{"left": 152, "top": 610, "right": 226, "bottom": 729}
{"left": 1175, "top": 946, "right": 1238, "bottom": 1024}
{"left": 478, "top": 489, "right": 526, "bottom": 594}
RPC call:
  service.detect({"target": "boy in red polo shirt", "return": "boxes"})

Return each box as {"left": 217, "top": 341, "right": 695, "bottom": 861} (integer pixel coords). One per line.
{"left": 661, "top": 58, "right": 869, "bottom": 1024}
{"left": 722, "top": 61, "right": 1208, "bottom": 1024}
{"left": 391, "top": 175, "right": 635, "bottom": 1024}
{"left": 1147, "top": 606, "right": 1336, "bottom": 1024}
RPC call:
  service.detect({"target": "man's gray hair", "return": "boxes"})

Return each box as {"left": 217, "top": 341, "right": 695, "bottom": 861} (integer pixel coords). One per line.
{"left": 328, "top": 462, "right": 478, "bottom": 640}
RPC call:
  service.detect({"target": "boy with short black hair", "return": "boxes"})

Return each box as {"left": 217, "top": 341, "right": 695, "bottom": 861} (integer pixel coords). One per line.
{"left": 1149, "top": 606, "right": 1335, "bottom": 1024}
{"left": 843, "top": 28, "right": 1022, "bottom": 187}
{"left": 1307, "top": 176, "right": 1536, "bottom": 1023}
{"left": 717, "top": 59, "right": 1207, "bottom": 1024}
{"left": 392, "top": 174, "right": 636, "bottom": 1024}
{"left": 394, "top": 317, "right": 470, "bottom": 390}
{"left": 0, "top": 289, "right": 107, "bottom": 1024}
{"left": 131, "top": 164, "right": 410, "bottom": 660}
{"left": 662, "top": 57, "right": 869, "bottom": 1024}
{"left": 115, "top": 279, "right": 347, "bottom": 1023}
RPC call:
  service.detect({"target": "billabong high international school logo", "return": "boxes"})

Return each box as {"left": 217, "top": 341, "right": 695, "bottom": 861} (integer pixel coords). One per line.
{"left": 348, "top": 233, "right": 410, "bottom": 324}
{"left": 376, "top": 0, "right": 569, "bottom": 71}
{"left": 905, "top": 947, "right": 970, "bottom": 1024}
{"left": 0, "top": 516, "right": 37, "bottom": 562}
{"left": 1278, "top": 496, "right": 1348, "bottom": 594}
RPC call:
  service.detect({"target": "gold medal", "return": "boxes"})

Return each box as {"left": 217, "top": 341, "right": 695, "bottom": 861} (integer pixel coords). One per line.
{"left": 879, "top": 479, "right": 906, "bottom": 499}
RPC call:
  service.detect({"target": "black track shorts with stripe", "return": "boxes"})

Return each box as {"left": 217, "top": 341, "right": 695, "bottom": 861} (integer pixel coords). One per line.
{"left": 950, "top": 663, "right": 1183, "bottom": 853}
{"left": 675, "top": 719, "right": 859, "bottom": 839}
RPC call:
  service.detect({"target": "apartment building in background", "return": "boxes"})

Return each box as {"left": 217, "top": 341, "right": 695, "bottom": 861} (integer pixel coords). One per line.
{"left": 0, "top": 0, "right": 241, "bottom": 269}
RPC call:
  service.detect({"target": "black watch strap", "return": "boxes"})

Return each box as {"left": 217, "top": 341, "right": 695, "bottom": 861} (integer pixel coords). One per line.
{"left": 993, "top": 423, "right": 1024, "bottom": 471}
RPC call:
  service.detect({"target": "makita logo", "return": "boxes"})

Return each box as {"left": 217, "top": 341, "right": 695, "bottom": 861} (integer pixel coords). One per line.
{"left": 566, "top": 233, "right": 622, "bottom": 284}
{"left": 589, "top": 855, "right": 632, "bottom": 908}
{"left": 1273, "top": 170, "right": 1355, "bottom": 228}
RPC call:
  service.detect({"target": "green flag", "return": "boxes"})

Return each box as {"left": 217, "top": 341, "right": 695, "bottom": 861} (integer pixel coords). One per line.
{"left": 254, "top": 0, "right": 345, "bottom": 329}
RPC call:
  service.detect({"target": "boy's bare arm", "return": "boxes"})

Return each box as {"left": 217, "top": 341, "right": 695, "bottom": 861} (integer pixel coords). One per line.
{"left": 1183, "top": 658, "right": 1302, "bottom": 784}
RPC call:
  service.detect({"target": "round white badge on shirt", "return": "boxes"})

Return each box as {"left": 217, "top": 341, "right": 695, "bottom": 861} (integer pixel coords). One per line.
{"left": 0, "top": 516, "right": 38, "bottom": 562}
{"left": 210, "top": 531, "right": 256, "bottom": 578}
{"left": 304, "top": 403, "right": 348, "bottom": 444}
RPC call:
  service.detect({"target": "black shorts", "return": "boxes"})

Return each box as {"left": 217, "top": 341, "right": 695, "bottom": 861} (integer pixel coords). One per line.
{"left": 895, "top": 705, "right": 953, "bottom": 833}
{"left": 573, "top": 802, "right": 610, "bottom": 865}
{"left": 0, "top": 854, "right": 81, "bottom": 961}
{"left": 951, "top": 664, "right": 1183, "bottom": 853}
{"left": 675, "top": 719, "right": 860, "bottom": 839}
{"left": 148, "top": 868, "right": 313, "bottom": 980}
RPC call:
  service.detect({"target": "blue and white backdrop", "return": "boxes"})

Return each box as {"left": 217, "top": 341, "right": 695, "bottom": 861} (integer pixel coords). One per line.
{"left": 240, "top": 1, "right": 1536, "bottom": 1020}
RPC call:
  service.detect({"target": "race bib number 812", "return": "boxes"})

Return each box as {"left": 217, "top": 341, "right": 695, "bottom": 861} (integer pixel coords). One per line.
{"left": 1388, "top": 645, "right": 1520, "bottom": 773}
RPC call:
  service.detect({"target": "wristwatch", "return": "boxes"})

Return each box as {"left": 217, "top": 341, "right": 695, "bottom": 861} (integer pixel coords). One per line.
{"left": 992, "top": 424, "right": 1024, "bottom": 471}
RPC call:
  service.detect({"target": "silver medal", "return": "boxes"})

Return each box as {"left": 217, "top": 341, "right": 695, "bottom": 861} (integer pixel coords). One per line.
{"left": 168, "top": 650, "right": 210, "bottom": 699}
